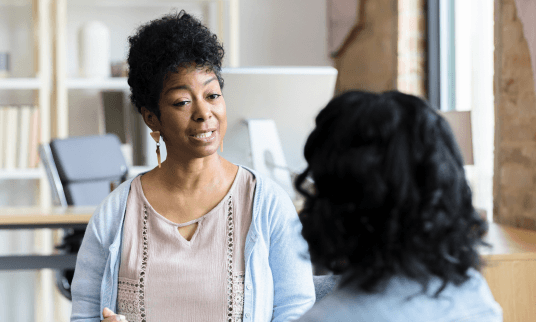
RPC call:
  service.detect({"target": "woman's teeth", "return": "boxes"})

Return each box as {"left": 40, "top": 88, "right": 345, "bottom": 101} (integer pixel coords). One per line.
{"left": 193, "top": 131, "right": 214, "bottom": 138}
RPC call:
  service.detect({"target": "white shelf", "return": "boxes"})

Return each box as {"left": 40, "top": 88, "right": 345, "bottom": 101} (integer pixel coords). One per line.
{"left": 0, "top": 0, "right": 31, "bottom": 6}
{"left": 68, "top": 0, "right": 222, "bottom": 7}
{"left": 222, "top": 66, "right": 339, "bottom": 75}
{"left": 0, "top": 168, "right": 44, "bottom": 180}
{"left": 0, "top": 78, "right": 41, "bottom": 90}
{"left": 65, "top": 77, "right": 129, "bottom": 90}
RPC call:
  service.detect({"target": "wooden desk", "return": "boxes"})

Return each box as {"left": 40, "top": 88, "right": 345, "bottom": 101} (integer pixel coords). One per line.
{"left": 480, "top": 222, "right": 536, "bottom": 322}
{"left": 0, "top": 206, "right": 95, "bottom": 270}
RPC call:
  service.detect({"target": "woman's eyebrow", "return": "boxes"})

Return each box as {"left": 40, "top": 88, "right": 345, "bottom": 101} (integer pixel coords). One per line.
{"left": 204, "top": 77, "right": 217, "bottom": 86}
{"left": 164, "top": 77, "right": 218, "bottom": 95}
{"left": 165, "top": 84, "right": 189, "bottom": 94}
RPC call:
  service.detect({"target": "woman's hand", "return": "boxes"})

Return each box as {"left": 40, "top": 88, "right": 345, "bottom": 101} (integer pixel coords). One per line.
{"left": 101, "top": 307, "right": 127, "bottom": 322}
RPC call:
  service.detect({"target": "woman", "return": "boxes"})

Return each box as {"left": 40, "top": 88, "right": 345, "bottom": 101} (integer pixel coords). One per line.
{"left": 70, "top": 11, "right": 314, "bottom": 322}
{"left": 294, "top": 91, "right": 502, "bottom": 321}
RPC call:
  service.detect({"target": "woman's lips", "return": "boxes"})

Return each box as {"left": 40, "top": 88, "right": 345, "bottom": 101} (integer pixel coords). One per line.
{"left": 189, "top": 130, "right": 217, "bottom": 143}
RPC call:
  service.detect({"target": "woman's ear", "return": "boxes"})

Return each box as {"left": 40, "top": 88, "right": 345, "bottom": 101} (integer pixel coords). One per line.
{"left": 141, "top": 106, "right": 160, "bottom": 131}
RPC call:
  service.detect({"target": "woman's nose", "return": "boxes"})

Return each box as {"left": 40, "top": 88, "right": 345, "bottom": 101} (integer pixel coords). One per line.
{"left": 191, "top": 99, "right": 212, "bottom": 122}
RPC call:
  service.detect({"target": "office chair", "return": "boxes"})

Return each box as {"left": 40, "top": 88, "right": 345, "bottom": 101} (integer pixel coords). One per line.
{"left": 39, "top": 133, "right": 128, "bottom": 300}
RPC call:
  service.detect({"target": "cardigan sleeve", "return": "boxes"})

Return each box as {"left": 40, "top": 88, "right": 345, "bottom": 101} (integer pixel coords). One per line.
{"left": 70, "top": 209, "right": 107, "bottom": 322}
{"left": 69, "top": 177, "right": 133, "bottom": 322}
{"left": 267, "top": 185, "right": 315, "bottom": 322}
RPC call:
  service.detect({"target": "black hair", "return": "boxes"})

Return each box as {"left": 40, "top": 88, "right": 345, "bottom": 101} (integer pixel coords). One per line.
{"left": 295, "top": 90, "right": 489, "bottom": 296}
{"left": 127, "top": 10, "right": 224, "bottom": 120}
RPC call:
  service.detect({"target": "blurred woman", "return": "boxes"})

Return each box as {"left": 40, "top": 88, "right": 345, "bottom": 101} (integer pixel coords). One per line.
{"left": 294, "top": 91, "right": 502, "bottom": 321}
{"left": 70, "top": 11, "right": 314, "bottom": 322}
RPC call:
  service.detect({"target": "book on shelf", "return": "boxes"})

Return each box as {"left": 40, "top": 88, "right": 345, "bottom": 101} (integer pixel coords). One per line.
{"left": 0, "top": 106, "right": 5, "bottom": 169}
{"left": 17, "top": 105, "right": 32, "bottom": 169}
{"left": 99, "top": 90, "right": 143, "bottom": 167}
{"left": 0, "top": 105, "right": 40, "bottom": 170}
{"left": 4, "top": 106, "right": 18, "bottom": 169}
{"left": 28, "top": 107, "right": 40, "bottom": 169}
{"left": 100, "top": 91, "right": 128, "bottom": 144}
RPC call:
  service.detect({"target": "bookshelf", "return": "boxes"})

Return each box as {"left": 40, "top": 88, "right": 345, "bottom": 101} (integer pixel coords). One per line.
{"left": 0, "top": 0, "right": 51, "bottom": 193}
{"left": 0, "top": 0, "right": 51, "bottom": 186}
{"left": 0, "top": 1, "right": 53, "bottom": 322}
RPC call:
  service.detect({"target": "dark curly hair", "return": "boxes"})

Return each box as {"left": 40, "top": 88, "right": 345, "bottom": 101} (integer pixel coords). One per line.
{"left": 295, "top": 90, "right": 489, "bottom": 297}
{"left": 127, "top": 10, "right": 225, "bottom": 119}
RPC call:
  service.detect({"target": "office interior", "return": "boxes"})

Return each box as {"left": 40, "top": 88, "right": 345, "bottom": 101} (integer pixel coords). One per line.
{"left": 0, "top": 0, "right": 534, "bottom": 321}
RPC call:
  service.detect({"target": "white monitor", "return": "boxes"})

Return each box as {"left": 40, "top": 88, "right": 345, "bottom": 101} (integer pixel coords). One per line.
{"left": 219, "top": 66, "right": 338, "bottom": 173}
{"left": 143, "top": 66, "right": 338, "bottom": 190}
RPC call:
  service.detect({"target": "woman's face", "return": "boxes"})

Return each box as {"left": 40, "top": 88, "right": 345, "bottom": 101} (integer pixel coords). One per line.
{"left": 157, "top": 66, "right": 226, "bottom": 159}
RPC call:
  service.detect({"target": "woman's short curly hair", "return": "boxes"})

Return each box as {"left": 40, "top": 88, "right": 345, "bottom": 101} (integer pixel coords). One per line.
{"left": 295, "top": 90, "right": 488, "bottom": 296}
{"left": 127, "top": 10, "right": 224, "bottom": 119}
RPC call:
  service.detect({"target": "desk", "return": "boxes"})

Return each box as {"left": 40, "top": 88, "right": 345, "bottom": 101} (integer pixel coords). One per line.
{"left": 0, "top": 206, "right": 95, "bottom": 270}
{"left": 480, "top": 222, "right": 536, "bottom": 322}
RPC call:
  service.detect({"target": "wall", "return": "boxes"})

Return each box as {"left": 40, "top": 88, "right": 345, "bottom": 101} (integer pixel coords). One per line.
{"left": 494, "top": 0, "right": 536, "bottom": 228}
{"left": 332, "top": 0, "right": 398, "bottom": 94}
{"left": 239, "top": 0, "right": 331, "bottom": 67}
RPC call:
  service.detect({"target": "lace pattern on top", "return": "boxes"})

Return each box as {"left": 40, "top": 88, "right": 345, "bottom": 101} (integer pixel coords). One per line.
{"left": 232, "top": 272, "right": 245, "bottom": 320}
{"left": 117, "top": 278, "right": 141, "bottom": 322}
{"left": 139, "top": 204, "right": 148, "bottom": 322}
{"left": 117, "top": 204, "right": 148, "bottom": 322}
{"left": 226, "top": 195, "right": 245, "bottom": 322}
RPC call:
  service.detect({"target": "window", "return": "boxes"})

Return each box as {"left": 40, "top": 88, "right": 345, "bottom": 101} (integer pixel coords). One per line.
{"left": 428, "top": 0, "right": 495, "bottom": 220}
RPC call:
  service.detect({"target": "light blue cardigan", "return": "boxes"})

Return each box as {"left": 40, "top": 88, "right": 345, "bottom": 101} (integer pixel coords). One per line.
{"left": 70, "top": 166, "right": 315, "bottom": 322}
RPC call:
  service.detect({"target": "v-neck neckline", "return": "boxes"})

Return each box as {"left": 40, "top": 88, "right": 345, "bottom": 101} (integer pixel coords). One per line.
{"left": 137, "top": 166, "right": 242, "bottom": 245}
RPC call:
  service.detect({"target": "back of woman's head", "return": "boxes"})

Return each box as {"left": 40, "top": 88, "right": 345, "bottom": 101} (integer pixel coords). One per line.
{"left": 295, "top": 90, "right": 488, "bottom": 295}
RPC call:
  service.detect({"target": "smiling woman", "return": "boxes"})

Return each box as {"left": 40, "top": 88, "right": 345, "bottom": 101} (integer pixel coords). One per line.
{"left": 147, "top": 67, "right": 226, "bottom": 160}
{"left": 69, "top": 10, "right": 315, "bottom": 322}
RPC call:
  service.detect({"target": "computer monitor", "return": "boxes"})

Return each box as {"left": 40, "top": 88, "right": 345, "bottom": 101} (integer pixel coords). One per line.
{"left": 219, "top": 66, "right": 337, "bottom": 172}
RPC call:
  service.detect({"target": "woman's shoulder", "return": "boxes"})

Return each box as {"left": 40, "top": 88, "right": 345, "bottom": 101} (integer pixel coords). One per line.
{"left": 87, "top": 175, "right": 137, "bottom": 245}
{"left": 239, "top": 165, "right": 292, "bottom": 200}
{"left": 297, "top": 270, "right": 502, "bottom": 322}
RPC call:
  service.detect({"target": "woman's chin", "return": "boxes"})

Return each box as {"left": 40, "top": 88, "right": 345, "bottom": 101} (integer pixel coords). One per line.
{"left": 167, "top": 145, "right": 221, "bottom": 161}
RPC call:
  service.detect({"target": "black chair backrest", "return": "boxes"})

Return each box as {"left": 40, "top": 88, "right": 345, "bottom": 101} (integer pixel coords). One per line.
{"left": 49, "top": 134, "right": 128, "bottom": 206}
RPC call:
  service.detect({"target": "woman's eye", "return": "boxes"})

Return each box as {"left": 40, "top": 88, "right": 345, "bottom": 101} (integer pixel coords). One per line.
{"left": 208, "top": 94, "right": 221, "bottom": 100}
{"left": 173, "top": 101, "right": 189, "bottom": 107}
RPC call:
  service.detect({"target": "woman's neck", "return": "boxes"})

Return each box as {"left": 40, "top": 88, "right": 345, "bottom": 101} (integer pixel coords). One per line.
{"left": 155, "top": 153, "right": 233, "bottom": 194}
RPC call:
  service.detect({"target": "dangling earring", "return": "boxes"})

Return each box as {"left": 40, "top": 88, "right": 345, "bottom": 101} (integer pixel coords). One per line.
{"left": 150, "top": 131, "right": 161, "bottom": 168}
{"left": 220, "top": 139, "right": 223, "bottom": 152}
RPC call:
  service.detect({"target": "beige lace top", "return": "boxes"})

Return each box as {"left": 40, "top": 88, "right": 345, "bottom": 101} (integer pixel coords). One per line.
{"left": 117, "top": 166, "right": 255, "bottom": 322}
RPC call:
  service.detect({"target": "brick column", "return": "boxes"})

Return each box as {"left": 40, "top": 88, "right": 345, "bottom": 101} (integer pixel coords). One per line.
{"left": 494, "top": 0, "right": 536, "bottom": 228}
{"left": 332, "top": 0, "right": 399, "bottom": 94}
{"left": 397, "top": 0, "right": 426, "bottom": 97}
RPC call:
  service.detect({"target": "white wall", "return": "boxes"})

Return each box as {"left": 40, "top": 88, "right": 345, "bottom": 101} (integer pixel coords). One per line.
{"left": 239, "top": 0, "right": 331, "bottom": 67}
